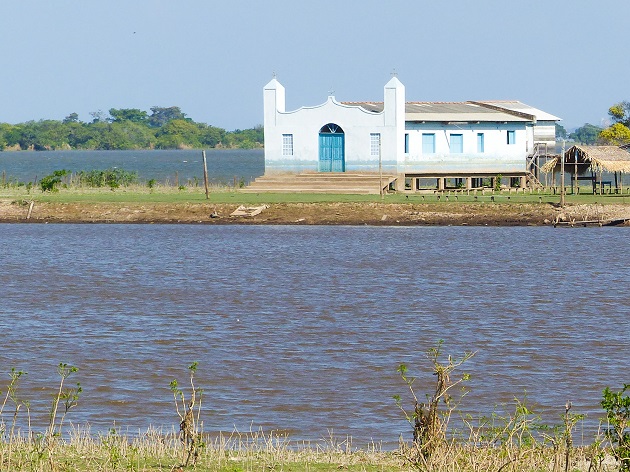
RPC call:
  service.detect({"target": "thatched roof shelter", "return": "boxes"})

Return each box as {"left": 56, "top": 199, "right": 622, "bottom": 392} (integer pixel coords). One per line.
{"left": 541, "top": 145, "right": 630, "bottom": 174}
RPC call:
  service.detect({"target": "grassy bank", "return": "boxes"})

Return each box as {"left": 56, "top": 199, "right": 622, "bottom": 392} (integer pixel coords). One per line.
{"left": 3, "top": 187, "right": 630, "bottom": 225}
{"left": 3, "top": 183, "right": 630, "bottom": 204}
{"left": 0, "top": 429, "right": 619, "bottom": 471}
{"left": 1, "top": 356, "right": 628, "bottom": 471}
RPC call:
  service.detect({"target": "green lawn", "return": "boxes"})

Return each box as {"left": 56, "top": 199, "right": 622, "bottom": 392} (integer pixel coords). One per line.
{"left": 3, "top": 185, "right": 630, "bottom": 205}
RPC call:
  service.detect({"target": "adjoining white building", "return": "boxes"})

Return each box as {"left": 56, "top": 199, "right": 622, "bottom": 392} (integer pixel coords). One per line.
{"left": 262, "top": 76, "right": 560, "bottom": 191}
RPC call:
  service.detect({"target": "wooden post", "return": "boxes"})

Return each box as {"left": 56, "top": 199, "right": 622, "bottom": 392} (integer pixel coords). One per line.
{"left": 573, "top": 152, "right": 577, "bottom": 195}
{"left": 614, "top": 171, "right": 619, "bottom": 194}
{"left": 202, "top": 150, "right": 209, "bottom": 199}
{"left": 560, "top": 140, "right": 565, "bottom": 207}
{"left": 379, "top": 136, "right": 383, "bottom": 199}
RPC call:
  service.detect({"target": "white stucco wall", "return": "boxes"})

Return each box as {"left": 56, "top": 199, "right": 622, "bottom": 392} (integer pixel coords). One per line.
{"left": 403, "top": 122, "right": 529, "bottom": 174}
{"left": 263, "top": 77, "right": 550, "bottom": 176}
{"left": 263, "top": 77, "right": 404, "bottom": 174}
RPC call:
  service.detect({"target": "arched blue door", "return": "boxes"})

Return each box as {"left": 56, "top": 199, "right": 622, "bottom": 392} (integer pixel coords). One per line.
{"left": 319, "top": 123, "right": 345, "bottom": 172}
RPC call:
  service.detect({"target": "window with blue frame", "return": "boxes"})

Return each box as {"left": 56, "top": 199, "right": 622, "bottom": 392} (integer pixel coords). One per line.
{"left": 422, "top": 133, "right": 435, "bottom": 154}
{"left": 404, "top": 133, "right": 409, "bottom": 153}
{"left": 450, "top": 134, "right": 463, "bottom": 153}
{"left": 507, "top": 130, "right": 516, "bottom": 145}
{"left": 477, "top": 133, "right": 485, "bottom": 153}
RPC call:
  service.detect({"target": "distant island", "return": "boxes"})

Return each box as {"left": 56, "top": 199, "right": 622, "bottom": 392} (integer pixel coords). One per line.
{"left": 0, "top": 106, "right": 263, "bottom": 151}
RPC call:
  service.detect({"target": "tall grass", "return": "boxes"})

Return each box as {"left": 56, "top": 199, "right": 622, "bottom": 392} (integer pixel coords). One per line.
{"left": 0, "top": 422, "right": 623, "bottom": 471}
{"left": 0, "top": 360, "right": 626, "bottom": 471}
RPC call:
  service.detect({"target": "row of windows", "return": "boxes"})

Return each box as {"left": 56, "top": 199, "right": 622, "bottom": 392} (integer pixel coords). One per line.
{"left": 409, "top": 131, "right": 515, "bottom": 154}
{"left": 282, "top": 130, "right": 517, "bottom": 157}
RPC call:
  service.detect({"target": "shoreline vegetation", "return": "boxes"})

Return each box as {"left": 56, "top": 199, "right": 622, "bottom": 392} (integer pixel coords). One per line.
{"left": 1, "top": 357, "right": 628, "bottom": 472}
{"left": 1, "top": 183, "right": 630, "bottom": 226}
{"left": 0, "top": 429, "right": 620, "bottom": 472}
{"left": 0, "top": 107, "right": 263, "bottom": 151}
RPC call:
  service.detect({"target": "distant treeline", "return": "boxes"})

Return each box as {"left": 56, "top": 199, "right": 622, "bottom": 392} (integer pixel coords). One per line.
{"left": 0, "top": 106, "right": 263, "bottom": 151}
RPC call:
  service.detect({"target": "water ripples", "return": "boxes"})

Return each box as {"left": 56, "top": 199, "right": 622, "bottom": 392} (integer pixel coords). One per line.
{"left": 0, "top": 224, "right": 629, "bottom": 447}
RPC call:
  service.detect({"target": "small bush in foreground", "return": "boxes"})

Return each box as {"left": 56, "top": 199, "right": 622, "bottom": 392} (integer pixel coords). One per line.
{"left": 170, "top": 362, "right": 204, "bottom": 467}
{"left": 394, "top": 340, "right": 475, "bottom": 467}
{"left": 602, "top": 383, "right": 630, "bottom": 471}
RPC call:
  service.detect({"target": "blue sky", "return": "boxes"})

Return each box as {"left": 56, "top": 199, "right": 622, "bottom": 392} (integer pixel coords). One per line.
{"left": 0, "top": 0, "right": 627, "bottom": 131}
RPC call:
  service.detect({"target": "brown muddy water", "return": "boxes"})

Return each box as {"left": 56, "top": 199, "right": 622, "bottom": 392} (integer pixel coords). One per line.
{"left": 0, "top": 224, "right": 628, "bottom": 447}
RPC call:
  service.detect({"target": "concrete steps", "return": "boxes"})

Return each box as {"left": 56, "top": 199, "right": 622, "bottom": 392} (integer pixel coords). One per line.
{"left": 242, "top": 173, "right": 397, "bottom": 194}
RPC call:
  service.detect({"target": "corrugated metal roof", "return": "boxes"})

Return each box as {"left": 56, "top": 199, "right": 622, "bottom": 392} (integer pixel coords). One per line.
{"left": 406, "top": 102, "right": 532, "bottom": 122}
{"left": 477, "top": 101, "right": 561, "bottom": 121}
{"left": 342, "top": 101, "right": 535, "bottom": 122}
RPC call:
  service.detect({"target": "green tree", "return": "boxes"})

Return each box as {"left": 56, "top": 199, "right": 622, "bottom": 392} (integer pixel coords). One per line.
{"left": 197, "top": 123, "right": 226, "bottom": 147}
{"left": 555, "top": 123, "right": 567, "bottom": 139}
{"left": 110, "top": 121, "right": 156, "bottom": 149}
{"left": 601, "top": 384, "right": 630, "bottom": 471}
{"left": 89, "top": 110, "right": 110, "bottom": 124}
{"left": 569, "top": 123, "right": 602, "bottom": 145}
{"left": 148, "top": 106, "right": 187, "bottom": 128}
{"left": 156, "top": 119, "right": 201, "bottom": 149}
{"left": 65, "top": 121, "right": 92, "bottom": 148}
{"left": 63, "top": 112, "right": 80, "bottom": 124}
{"left": 82, "top": 121, "right": 110, "bottom": 149}
{"left": 608, "top": 101, "right": 630, "bottom": 127}
{"left": 599, "top": 123, "right": 630, "bottom": 145}
{"left": 0, "top": 123, "right": 21, "bottom": 149}
{"left": 224, "top": 125, "right": 264, "bottom": 149}
{"left": 36, "top": 120, "right": 70, "bottom": 150}
{"left": 109, "top": 108, "right": 148, "bottom": 124}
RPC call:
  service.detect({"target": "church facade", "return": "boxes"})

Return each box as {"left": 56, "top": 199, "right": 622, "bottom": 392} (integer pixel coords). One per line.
{"left": 263, "top": 76, "right": 559, "bottom": 188}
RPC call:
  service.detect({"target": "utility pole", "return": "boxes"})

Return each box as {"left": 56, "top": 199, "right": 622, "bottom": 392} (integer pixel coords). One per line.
{"left": 202, "top": 150, "right": 210, "bottom": 199}
{"left": 560, "top": 139, "right": 566, "bottom": 207}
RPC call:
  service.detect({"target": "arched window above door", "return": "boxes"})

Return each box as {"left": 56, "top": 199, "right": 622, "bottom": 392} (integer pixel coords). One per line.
{"left": 319, "top": 123, "right": 344, "bottom": 134}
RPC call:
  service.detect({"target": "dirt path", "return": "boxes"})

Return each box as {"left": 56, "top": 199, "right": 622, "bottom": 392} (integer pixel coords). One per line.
{"left": 2, "top": 199, "right": 630, "bottom": 226}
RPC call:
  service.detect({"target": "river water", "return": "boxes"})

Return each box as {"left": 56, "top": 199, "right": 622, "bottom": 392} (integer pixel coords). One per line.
{"left": 0, "top": 149, "right": 265, "bottom": 185}
{"left": 1, "top": 224, "right": 628, "bottom": 447}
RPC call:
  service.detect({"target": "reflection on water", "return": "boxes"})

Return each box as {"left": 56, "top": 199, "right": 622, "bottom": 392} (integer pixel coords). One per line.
{"left": 0, "top": 224, "right": 629, "bottom": 447}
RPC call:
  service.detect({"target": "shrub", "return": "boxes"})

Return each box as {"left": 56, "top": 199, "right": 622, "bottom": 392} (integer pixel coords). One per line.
{"left": 602, "top": 384, "right": 630, "bottom": 471}
{"left": 76, "top": 168, "right": 138, "bottom": 189}
{"left": 40, "top": 169, "right": 70, "bottom": 192}
{"left": 394, "top": 340, "right": 475, "bottom": 464}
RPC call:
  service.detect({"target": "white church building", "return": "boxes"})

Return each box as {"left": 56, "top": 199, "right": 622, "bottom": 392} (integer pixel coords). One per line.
{"left": 262, "top": 76, "right": 559, "bottom": 191}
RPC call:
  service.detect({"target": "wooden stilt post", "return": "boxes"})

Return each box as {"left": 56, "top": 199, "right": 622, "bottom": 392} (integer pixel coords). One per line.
{"left": 202, "top": 150, "right": 209, "bottom": 199}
